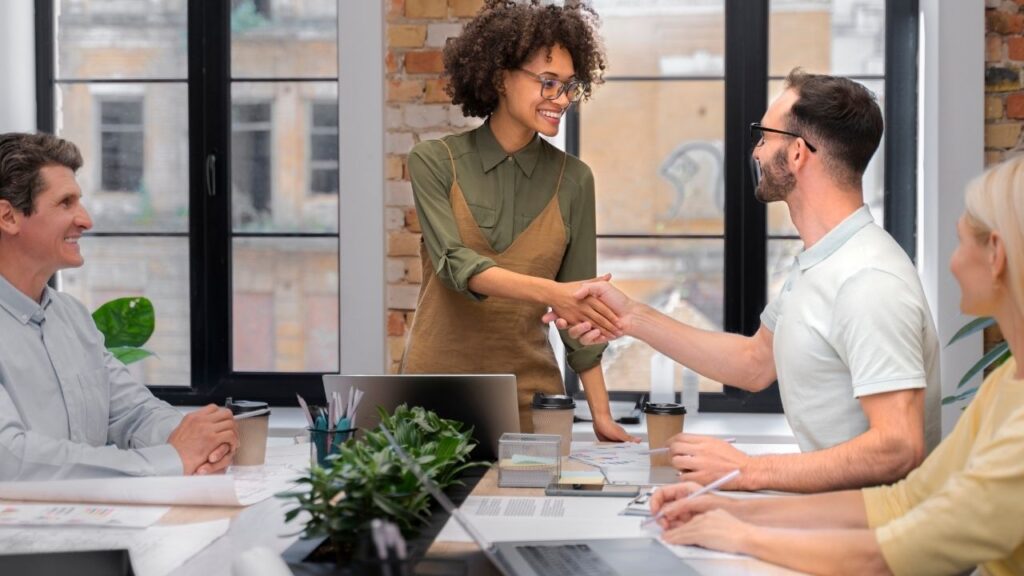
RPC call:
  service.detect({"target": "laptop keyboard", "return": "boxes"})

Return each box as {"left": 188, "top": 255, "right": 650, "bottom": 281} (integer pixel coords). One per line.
{"left": 517, "top": 544, "right": 617, "bottom": 576}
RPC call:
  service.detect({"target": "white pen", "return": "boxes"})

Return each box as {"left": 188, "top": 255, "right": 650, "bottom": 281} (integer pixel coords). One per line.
{"left": 640, "top": 469, "right": 741, "bottom": 532}
{"left": 233, "top": 408, "right": 270, "bottom": 421}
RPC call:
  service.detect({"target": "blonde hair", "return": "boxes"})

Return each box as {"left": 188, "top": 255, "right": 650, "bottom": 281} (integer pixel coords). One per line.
{"left": 964, "top": 155, "right": 1024, "bottom": 310}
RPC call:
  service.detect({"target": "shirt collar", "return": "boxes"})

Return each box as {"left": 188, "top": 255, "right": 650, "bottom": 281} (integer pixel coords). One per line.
{"left": 476, "top": 120, "right": 543, "bottom": 178}
{"left": 0, "top": 274, "right": 51, "bottom": 325}
{"left": 796, "top": 205, "right": 874, "bottom": 271}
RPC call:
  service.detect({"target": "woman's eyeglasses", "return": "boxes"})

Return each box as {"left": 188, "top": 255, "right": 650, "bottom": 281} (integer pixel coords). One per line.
{"left": 749, "top": 122, "right": 817, "bottom": 153}
{"left": 517, "top": 68, "right": 586, "bottom": 103}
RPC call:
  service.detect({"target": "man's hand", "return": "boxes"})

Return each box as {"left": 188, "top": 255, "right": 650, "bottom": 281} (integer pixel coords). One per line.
{"left": 541, "top": 280, "right": 636, "bottom": 344}
{"left": 543, "top": 275, "right": 622, "bottom": 339}
{"left": 167, "top": 404, "right": 238, "bottom": 475}
{"left": 669, "top": 434, "right": 751, "bottom": 489}
{"left": 592, "top": 416, "right": 640, "bottom": 443}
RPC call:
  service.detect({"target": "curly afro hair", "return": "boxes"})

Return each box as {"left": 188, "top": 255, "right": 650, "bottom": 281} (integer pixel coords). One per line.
{"left": 443, "top": 0, "right": 607, "bottom": 119}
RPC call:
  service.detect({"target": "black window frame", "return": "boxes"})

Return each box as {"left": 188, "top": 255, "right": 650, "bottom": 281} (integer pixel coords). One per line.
{"left": 563, "top": 0, "right": 919, "bottom": 413}
{"left": 35, "top": 0, "right": 340, "bottom": 405}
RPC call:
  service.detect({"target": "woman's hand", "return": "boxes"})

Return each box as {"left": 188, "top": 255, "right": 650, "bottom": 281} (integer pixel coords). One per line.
{"left": 545, "top": 274, "right": 623, "bottom": 338}
{"left": 660, "top": 509, "right": 753, "bottom": 556}
{"left": 592, "top": 415, "right": 640, "bottom": 443}
{"left": 650, "top": 482, "right": 733, "bottom": 527}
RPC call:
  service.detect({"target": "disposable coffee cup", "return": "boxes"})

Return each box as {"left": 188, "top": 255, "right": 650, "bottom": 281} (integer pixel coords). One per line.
{"left": 643, "top": 402, "right": 686, "bottom": 467}
{"left": 531, "top": 393, "right": 575, "bottom": 456}
{"left": 227, "top": 399, "right": 271, "bottom": 466}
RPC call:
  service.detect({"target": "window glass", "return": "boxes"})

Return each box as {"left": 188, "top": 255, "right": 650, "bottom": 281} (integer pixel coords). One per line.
{"left": 597, "top": 239, "right": 724, "bottom": 394}
{"left": 230, "top": 0, "right": 337, "bottom": 78}
{"left": 310, "top": 102, "right": 339, "bottom": 196}
{"left": 232, "top": 237, "right": 339, "bottom": 373}
{"left": 230, "top": 83, "right": 339, "bottom": 233}
{"left": 56, "top": 0, "right": 188, "bottom": 80}
{"left": 581, "top": 81, "right": 726, "bottom": 236}
{"left": 56, "top": 84, "right": 189, "bottom": 233}
{"left": 593, "top": 0, "right": 725, "bottom": 78}
{"left": 769, "top": 0, "right": 885, "bottom": 77}
{"left": 99, "top": 100, "right": 144, "bottom": 192}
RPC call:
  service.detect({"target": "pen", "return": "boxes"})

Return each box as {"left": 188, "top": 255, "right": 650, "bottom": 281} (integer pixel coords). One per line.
{"left": 640, "top": 469, "right": 741, "bottom": 532}
{"left": 233, "top": 408, "right": 270, "bottom": 421}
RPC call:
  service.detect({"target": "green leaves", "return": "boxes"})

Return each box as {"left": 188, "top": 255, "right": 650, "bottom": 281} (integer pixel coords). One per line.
{"left": 92, "top": 297, "right": 156, "bottom": 365}
{"left": 278, "top": 404, "right": 487, "bottom": 553}
{"left": 947, "top": 316, "right": 995, "bottom": 346}
{"left": 943, "top": 316, "right": 1012, "bottom": 406}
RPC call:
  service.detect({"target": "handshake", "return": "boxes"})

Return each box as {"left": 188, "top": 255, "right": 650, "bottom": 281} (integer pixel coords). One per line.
{"left": 540, "top": 275, "right": 636, "bottom": 344}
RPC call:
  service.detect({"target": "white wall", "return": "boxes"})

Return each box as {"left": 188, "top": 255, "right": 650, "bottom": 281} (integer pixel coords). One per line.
{"left": 919, "top": 1, "right": 985, "bottom": 435}
{"left": 338, "top": 1, "right": 387, "bottom": 373}
{"left": 0, "top": 0, "right": 36, "bottom": 132}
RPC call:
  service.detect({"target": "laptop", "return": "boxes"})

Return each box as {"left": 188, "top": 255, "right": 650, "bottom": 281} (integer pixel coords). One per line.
{"left": 323, "top": 374, "right": 519, "bottom": 461}
{"left": 380, "top": 428, "right": 695, "bottom": 576}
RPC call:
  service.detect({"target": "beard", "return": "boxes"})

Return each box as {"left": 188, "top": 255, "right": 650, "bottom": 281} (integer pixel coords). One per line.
{"left": 754, "top": 146, "right": 797, "bottom": 203}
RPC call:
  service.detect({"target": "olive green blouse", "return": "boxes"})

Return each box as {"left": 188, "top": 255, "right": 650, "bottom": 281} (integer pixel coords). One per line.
{"left": 407, "top": 121, "right": 606, "bottom": 372}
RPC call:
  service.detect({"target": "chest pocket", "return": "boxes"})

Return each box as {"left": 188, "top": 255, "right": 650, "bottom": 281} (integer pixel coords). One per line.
{"left": 467, "top": 204, "right": 497, "bottom": 229}
{"left": 76, "top": 367, "right": 111, "bottom": 445}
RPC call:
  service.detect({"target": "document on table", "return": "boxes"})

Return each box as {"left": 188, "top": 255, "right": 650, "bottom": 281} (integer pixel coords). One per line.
{"left": 0, "top": 518, "right": 229, "bottom": 576}
{"left": 435, "top": 496, "right": 748, "bottom": 561}
{"left": 0, "top": 503, "right": 169, "bottom": 528}
{"left": 0, "top": 442, "right": 309, "bottom": 507}
{"left": 436, "top": 496, "right": 649, "bottom": 542}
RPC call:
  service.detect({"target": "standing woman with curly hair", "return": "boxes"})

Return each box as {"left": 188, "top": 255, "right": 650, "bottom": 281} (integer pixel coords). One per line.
{"left": 402, "top": 0, "right": 635, "bottom": 441}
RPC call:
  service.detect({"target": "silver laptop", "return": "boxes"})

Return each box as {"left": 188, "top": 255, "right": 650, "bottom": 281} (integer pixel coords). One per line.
{"left": 323, "top": 374, "right": 519, "bottom": 461}
{"left": 380, "top": 428, "right": 694, "bottom": 576}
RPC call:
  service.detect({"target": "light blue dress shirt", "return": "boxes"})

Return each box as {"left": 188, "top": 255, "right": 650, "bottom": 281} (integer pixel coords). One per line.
{"left": 0, "top": 274, "right": 183, "bottom": 480}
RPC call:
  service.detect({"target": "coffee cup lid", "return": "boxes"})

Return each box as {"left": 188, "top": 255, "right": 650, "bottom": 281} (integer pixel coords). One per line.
{"left": 532, "top": 393, "right": 576, "bottom": 410}
{"left": 642, "top": 402, "right": 686, "bottom": 415}
{"left": 226, "top": 398, "right": 271, "bottom": 415}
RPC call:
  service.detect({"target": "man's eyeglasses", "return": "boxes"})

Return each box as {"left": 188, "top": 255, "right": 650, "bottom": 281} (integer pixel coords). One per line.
{"left": 517, "top": 68, "right": 586, "bottom": 103}
{"left": 749, "top": 122, "right": 817, "bottom": 153}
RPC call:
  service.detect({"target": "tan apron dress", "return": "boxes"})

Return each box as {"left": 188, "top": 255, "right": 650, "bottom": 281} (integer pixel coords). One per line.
{"left": 401, "top": 139, "right": 568, "bottom": 433}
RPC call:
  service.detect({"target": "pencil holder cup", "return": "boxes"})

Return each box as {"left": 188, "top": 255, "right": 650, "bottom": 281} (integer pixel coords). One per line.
{"left": 498, "top": 433, "right": 561, "bottom": 488}
{"left": 309, "top": 427, "right": 357, "bottom": 468}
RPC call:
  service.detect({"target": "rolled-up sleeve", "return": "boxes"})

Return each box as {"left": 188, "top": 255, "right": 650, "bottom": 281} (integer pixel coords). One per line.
{"left": 409, "top": 140, "right": 496, "bottom": 300}
{"left": 555, "top": 164, "right": 607, "bottom": 373}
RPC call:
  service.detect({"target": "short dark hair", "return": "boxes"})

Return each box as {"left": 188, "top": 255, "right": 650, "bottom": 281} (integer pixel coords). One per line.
{"left": 443, "top": 0, "right": 607, "bottom": 119}
{"left": 784, "top": 69, "right": 884, "bottom": 187}
{"left": 0, "top": 132, "right": 83, "bottom": 216}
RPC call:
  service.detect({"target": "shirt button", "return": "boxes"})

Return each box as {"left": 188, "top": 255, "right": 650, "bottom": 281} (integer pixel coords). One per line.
{"left": 506, "top": 156, "right": 513, "bottom": 162}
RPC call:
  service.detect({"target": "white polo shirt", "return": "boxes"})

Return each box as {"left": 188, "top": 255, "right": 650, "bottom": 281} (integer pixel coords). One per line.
{"left": 761, "top": 206, "right": 940, "bottom": 453}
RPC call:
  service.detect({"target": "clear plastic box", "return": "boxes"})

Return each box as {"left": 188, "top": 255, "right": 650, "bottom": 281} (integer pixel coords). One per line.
{"left": 497, "top": 433, "right": 561, "bottom": 488}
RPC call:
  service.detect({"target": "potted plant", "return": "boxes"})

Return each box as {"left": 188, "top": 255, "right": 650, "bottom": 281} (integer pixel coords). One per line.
{"left": 280, "top": 404, "right": 486, "bottom": 565}
{"left": 92, "top": 296, "right": 157, "bottom": 364}
{"left": 943, "top": 316, "right": 1012, "bottom": 406}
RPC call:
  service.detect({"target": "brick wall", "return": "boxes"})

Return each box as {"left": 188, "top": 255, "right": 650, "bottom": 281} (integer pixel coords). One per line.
{"left": 385, "top": 0, "right": 485, "bottom": 372}
{"left": 983, "top": 0, "right": 1013, "bottom": 352}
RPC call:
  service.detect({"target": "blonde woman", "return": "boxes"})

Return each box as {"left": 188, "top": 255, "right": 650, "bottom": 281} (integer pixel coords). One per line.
{"left": 650, "top": 156, "right": 1024, "bottom": 575}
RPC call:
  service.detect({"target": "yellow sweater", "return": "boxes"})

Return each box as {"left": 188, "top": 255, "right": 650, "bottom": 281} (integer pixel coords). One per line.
{"left": 863, "top": 357, "right": 1024, "bottom": 576}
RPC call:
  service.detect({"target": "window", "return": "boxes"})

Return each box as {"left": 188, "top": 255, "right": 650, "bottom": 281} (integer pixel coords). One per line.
{"left": 565, "top": 0, "right": 917, "bottom": 412}
{"left": 98, "top": 99, "right": 144, "bottom": 193}
{"left": 38, "top": 0, "right": 341, "bottom": 402}
{"left": 309, "top": 102, "right": 339, "bottom": 196}
{"left": 232, "top": 102, "right": 273, "bottom": 225}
